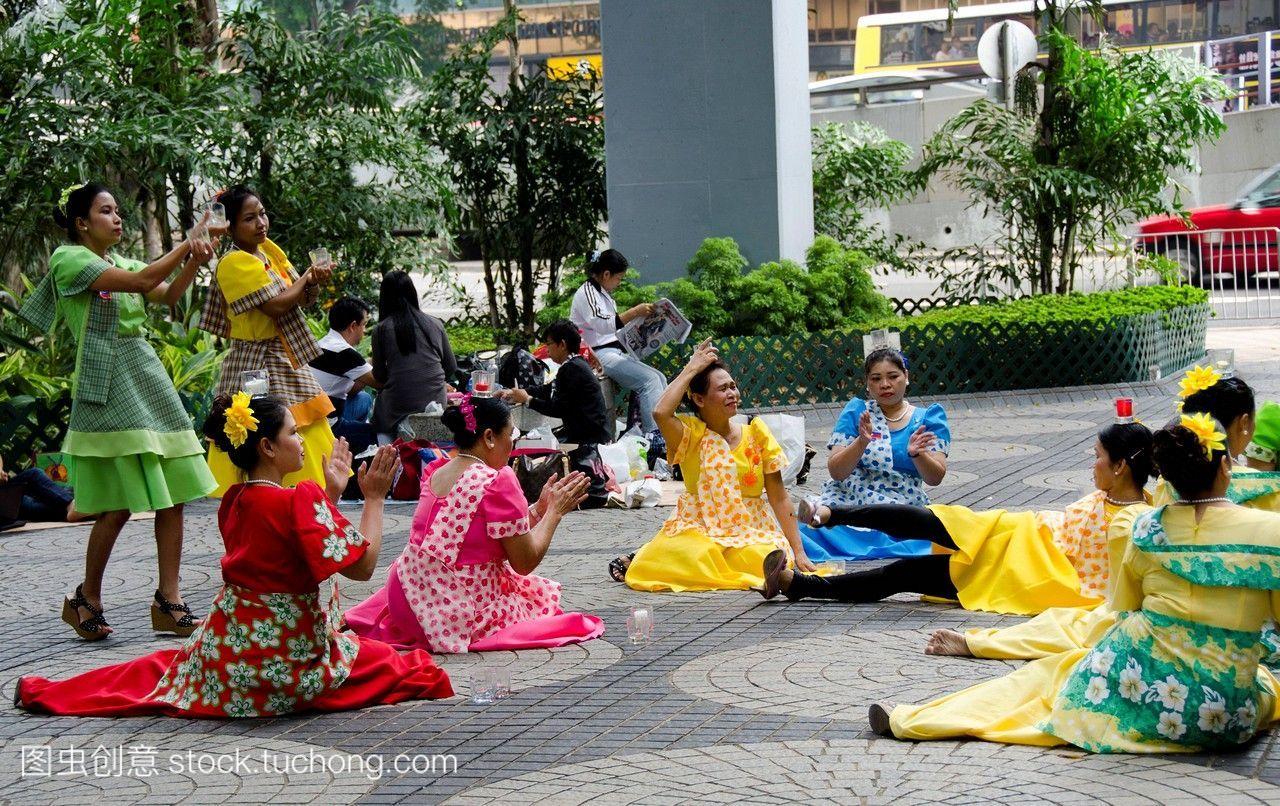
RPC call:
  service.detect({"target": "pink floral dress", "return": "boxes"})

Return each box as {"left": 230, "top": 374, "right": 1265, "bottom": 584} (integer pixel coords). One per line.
{"left": 345, "top": 459, "right": 604, "bottom": 653}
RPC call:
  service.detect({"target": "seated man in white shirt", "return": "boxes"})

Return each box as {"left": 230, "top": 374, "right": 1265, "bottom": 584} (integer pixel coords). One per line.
{"left": 309, "top": 296, "right": 381, "bottom": 453}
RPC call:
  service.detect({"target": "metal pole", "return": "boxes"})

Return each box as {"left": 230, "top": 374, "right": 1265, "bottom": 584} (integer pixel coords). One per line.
{"left": 1262, "top": 32, "right": 1273, "bottom": 106}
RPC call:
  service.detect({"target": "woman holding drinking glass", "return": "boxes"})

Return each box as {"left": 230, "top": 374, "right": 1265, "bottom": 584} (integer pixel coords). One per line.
{"left": 19, "top": 182, "right": 216, "bottom": 641}
{"left": 198, "top": 185, "right": 337, "bottom": 495}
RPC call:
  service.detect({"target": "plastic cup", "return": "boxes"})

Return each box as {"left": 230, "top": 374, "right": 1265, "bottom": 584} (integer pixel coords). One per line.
{"left": 309, "top": 247, "right": 331, "bottom": 270}
{"left": 239, "top": 369, "right": 269, "bottom": 397}
{"left": 471, "top": 667, "right": 498, "bottom": 705}
{"left": 627, "top": 605, "right": 654, "bottom": 645}
{"left": 204, "top": 202, "right": 227, "bottom": 229}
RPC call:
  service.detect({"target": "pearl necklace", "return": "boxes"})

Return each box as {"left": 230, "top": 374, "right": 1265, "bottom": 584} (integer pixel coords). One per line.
{"left": 1104, "top": 495, "right": 1145, "bottom": 506}
{"left": 245, "top": 479, "right": 283, "bottom": 488}
{"left": 1175, "top": 496, "right": 1231, "bottom": 505}
{"left": 457, "top": 453, "right": 488, "bottom": 465}
{"left": 881, "top": 402, "right": 913, "bottom": 424}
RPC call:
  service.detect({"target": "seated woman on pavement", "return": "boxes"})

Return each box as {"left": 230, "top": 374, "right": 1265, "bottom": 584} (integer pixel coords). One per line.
{"left": 930, "top": 370, "right": 1280, "bottom": 660}
{"left": 17, "top": 395, "right": 453, "bottom": 717}
{"left": 800, "top": 347, "right": 951, "bottom": 563}
{"left": 614, "top": 339, "right": 816, "bottom": 591}
{"left": 344, "top": 395, "right": 605, "bottom": 653}
{"left": 757, "top": 404, "right": 1154, "bottom": 617}
{"left": 501, "top": 320, "right": 612, "bottom": 510}
{"left": 873, "top": 414, "right": 1280, "bottom": 754}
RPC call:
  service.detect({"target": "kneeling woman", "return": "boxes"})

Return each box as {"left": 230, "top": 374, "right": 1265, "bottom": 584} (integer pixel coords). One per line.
{"left": 345, "top": 396, "right": 604, "bottom": 653}
{"left": 17, "top": 396, "right": 453, "bottom": 716}
{"left": 878, "top": 415, "right": 1280, "bottom": 753}
{"left": 759, "top": 411, "right": 1153, "bottom": 615}
{"left": 621, "top": 340, "right": 814, "bottom": 592}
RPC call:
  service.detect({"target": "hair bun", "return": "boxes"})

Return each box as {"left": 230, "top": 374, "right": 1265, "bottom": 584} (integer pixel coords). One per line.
{"left": 201, "top": 394, "right": 236, "bottom": 454}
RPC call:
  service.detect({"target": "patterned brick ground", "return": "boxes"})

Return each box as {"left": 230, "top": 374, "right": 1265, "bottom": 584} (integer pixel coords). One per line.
{"left": 1, "top": 324, "right": 1277, "bottom": 805}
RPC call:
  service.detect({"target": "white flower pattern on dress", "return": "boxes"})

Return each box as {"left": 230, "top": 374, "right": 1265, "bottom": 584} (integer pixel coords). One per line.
{"left": 223, "top": 621, "right": 252, "bottom": 654}
{"left": 251, "top": 619, "right": 282, "bottom": 648}
{"left": 1088, "top": 647, "right": 1116, "bottom": 676}
{"left": 322, "top": 533, "right": 350, "bottom": 563}
{"left": 1197, "top": 688, "right": 1230, "bottom": 733}
{"left": 225, "top": 661, "right": 258, "bottom": 691}
{"left": 1118, "top": 658, "right": 1148, "bottom": 702}
{"left": 1148, "top": 675, "right": 1189, "bottom": 712}
{"left": 261, "top": 656, "right": 292, "bottom": 688}
{"left": 1084, "top": 676, "right": 1110, "bottom": 705}
{"left": 1157, "top": 710, "right": 1187, "bottom": 740}
{"left": 224, "top": 692, "right": 257, "bottom": 718}
{"left": 313, "top": 500, "right": 337, "bottom": 533}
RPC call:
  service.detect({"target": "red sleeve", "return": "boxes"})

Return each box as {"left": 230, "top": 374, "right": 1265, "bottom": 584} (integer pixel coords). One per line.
{"left": 479, "top": 467, "right": 531, "bottom": 540}
{"left": 291, "top": 481, "right": 368, "bottom": 584}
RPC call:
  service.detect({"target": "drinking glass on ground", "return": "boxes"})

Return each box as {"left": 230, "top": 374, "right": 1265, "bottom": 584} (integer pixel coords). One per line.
{"left": 239, "top": 369, "right": 270, "bottom": 397}
{"left": 204, "top": 202, "right": 227, "bottom": 229}
{"left": 1207, "top": 348, "right": 1235, "bottom": 378}
{"left": 493, "top": 666, "right": 513, "bottom": 699}
{"left": 818, "top": 560, "right": 847, "bottom": 575}
{"left": 627, "top": 605, "right": 655, "bottom": 645}
{"left": 308, "top": 247, "right": 332, "bottom": 271}
{"left": 471, "top": 667, "right": 499, "bottom": 705}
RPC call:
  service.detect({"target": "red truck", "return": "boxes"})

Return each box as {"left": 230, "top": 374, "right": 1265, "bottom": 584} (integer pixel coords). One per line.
{"left": 1135, "top": 163, "right": 1280, "bottom": 286}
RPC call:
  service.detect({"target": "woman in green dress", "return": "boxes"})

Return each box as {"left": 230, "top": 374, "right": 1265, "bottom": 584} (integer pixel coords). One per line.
{"left": 20, "top": 183, "right": 218, "bottom": 641}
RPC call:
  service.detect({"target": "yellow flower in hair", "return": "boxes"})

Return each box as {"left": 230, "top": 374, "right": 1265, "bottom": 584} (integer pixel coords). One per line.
{"left": 1178, "top": 364, "right": 1221, "bottom": 399}
{"left": 1179, "top": 412, "right": 1226, "bottom": 459}
{"left": 223, "top": 391, "right": 258, "bottom": 449}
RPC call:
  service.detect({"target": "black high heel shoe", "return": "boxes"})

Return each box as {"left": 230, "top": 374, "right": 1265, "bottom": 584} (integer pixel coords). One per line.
{"left": 151, "top": 590, "right": 199, "bottom": 637}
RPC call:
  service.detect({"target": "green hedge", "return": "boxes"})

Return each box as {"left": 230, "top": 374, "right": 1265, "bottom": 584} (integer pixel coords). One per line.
{"left": 644, "top": 286, "right": 1210, "bottom": 407}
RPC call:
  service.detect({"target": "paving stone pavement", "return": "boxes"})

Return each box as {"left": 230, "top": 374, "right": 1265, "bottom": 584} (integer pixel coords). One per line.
{"left": 2, "top": 323, "right": 1278, "bottom": 805}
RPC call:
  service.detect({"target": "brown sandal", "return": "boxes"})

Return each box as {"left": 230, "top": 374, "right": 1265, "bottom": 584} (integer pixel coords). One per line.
{"left": 61, "top": 584, "right": 110, "bottom": 641}
{"left": 751, "top": 549, "right": 788, "bottom": 600}
{"left": 151, "top": 590, "right": 199, "bottom": 637}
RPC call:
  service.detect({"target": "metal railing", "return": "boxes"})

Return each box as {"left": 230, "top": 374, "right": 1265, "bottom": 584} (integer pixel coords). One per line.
{"left": 1122, "top": 227, "right": 1280, "bottom": 319}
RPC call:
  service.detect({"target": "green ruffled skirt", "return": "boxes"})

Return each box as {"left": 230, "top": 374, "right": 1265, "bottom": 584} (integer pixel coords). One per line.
{"left": 69, "top": 452, "right": 215, "bottom": 515}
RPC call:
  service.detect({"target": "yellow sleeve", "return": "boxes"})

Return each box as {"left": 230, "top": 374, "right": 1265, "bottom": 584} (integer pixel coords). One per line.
{"left": 1109, "top": 538, "right": 1146, "bottom": 612}
{"left": 216, "top": 250, "right": 273, "bottom": 308}
{"left": 668, "top": 414, "right": 705, "bottom": 466}
{"left": 751, "top": 418, "right": 787, "bottom": 476}
{"left": 1151, "top": 478, "right": 1176, "bottom": 506}
{"left": 1105, "top": 503, "right": 1151, "bottom": 600}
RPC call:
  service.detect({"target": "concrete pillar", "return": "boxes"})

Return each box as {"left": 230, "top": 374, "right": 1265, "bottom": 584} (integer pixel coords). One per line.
{"left": 601, "top": 0, "right": 814, "bottom": 283}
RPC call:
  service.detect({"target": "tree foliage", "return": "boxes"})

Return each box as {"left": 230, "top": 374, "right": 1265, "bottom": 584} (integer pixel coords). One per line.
{"left": 0, "top": 0, "right": 453, "bottom": 304}
{"left": 811, "top": 121, "right": 926, "bottom": 271}
{"left": 417, "top": 7, "right": 606, "bottom": 340}
{"left": 920, "top": 24, "right": 1229, "bottom": 297}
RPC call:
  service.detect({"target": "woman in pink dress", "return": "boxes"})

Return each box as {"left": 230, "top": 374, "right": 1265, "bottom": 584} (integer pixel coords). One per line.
{"left": 345, "top": 396, "right": 604, "bottom": 653}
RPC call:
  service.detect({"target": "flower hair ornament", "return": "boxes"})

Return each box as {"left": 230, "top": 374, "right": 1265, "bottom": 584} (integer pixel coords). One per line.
{"left": 58, "top": 183, "right": 86, "bottom": 216}
{"left": 1179, "top": 412, "right": 1226, "bottom": 460}
{"left": 589, "top": 249, "right": 602, "bottom": 264}
{"left": 1178, "top": 364, "right": 1222, "bottom": 400}
{"left": 223, "top": 391, "right": 259, "bottom": 449}
{"left": 458, "top": 393, "right": 477, "bottom": 433}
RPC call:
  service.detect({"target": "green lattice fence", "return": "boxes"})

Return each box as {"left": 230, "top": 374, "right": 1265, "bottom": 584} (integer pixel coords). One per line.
{"left": 647, "top": 303, "right": 1210, "bottom": 408}
{"left": 0, "top": 395, "right": 72, "bottom": 466}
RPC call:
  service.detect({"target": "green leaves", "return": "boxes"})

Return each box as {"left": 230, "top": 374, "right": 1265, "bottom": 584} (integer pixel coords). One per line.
{"left": 920, "top": 22, "right": 1228, "bottom": 297}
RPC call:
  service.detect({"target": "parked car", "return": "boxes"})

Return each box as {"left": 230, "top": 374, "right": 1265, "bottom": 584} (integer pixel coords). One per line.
{"left": 1136, "top": 163, "right": 1280, "bottom": 286}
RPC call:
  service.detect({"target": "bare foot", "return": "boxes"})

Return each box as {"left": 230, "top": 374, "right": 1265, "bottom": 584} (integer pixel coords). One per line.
{"left": 924, "top": 628, "right": 971, "bottom": 656}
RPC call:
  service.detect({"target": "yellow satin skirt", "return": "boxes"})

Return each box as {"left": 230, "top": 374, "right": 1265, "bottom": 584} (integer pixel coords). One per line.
{"left": 624, "top": 528, "right": 781, "bottom": 592}
{"left": 206, "top": 416, "right": 336, "bottom": 497}
{"left": 966, "top": 605, "right": 1117, "bottom": 660}
{"left": 890, "top": 649, "right": 1280, "bottom": 745}
{"left": 931, "top": 504, "right": 1103, "bottom": 616}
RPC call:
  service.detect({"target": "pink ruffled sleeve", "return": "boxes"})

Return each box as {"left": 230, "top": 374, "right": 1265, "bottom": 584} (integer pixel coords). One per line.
{"left": 479, "top": 466, "right": 532, "bottom": 540}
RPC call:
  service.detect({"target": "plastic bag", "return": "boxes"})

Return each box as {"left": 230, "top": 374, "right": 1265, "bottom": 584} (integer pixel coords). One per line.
{"left": 755, "top": 413, "right": 806, "bottom": 486}
{"left": 598, "top": 441, "right": 634, "bottom": 487}
{"left": 618, "top": 430, "right": 650, "bottom": 480}
{"left": 622, "top": 477, "right": 662, "bottom": 508}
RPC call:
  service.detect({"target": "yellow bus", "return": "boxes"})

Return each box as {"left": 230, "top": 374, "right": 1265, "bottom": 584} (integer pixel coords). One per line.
{"left": 852, "top": 0, "right": 1262, "bottom": 74}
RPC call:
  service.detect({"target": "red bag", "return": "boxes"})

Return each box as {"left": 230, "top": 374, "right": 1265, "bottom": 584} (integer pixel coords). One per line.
{"left": 390, "top": 438, "right": 438, "bottom": 501}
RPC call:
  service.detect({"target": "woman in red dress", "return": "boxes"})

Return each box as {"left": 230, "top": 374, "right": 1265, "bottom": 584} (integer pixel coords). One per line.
{"left": 16, "top": 394, "right": 453, "bottom": 717}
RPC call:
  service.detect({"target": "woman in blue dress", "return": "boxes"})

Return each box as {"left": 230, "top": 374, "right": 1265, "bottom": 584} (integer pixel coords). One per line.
{"left": 802, "top": 348, "right": 950, "bottom": 561}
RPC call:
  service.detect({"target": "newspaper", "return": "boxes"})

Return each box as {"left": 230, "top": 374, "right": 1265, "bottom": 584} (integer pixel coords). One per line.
{"left": 618, "top": 298, "right": 693, "bottom": 360}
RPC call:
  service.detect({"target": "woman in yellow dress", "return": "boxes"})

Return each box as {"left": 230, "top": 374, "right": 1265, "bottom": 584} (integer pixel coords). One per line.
{"left": 756, "top": 408, "right": 1153, "bottom": 616}
{"left": 621, "top": 339, "right": 816, "bottom": 592}
{"left": 198, "top": 186, "right": 338, "bottom": 495}
{"left": 875, "top": 414, "right": 1280, "bottom": 753}
{"left": 931, "top": 371, "right": 1280, "bottom": 659}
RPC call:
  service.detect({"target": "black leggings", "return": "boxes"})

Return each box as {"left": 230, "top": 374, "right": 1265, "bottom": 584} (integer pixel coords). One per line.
{"left": 788, "top": 504, "right": 958, "bottom": 603}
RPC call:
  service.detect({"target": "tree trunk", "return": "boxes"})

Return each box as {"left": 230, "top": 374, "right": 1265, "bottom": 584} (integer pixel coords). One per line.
{"left": 139, "top": 187, "right": 164, "bottom": 260}
{"left": 1034, "top": 13, "right": 1065, "bottom": 297}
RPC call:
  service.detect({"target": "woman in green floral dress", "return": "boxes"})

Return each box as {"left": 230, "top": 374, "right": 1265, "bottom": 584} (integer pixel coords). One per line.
{"left": 20, "top": 183, "right": 217, "bottom": 640}
{"left": 876, "top": 413, "right": 1280, "bottom": 752}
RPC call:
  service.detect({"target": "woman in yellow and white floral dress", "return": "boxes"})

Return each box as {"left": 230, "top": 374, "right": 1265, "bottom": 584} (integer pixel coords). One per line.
{"left": 620, "top": 340, "right": 815, "bottom": 592}
{"left": 875, "top": 414, "right": 1280, "bottom": 753}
